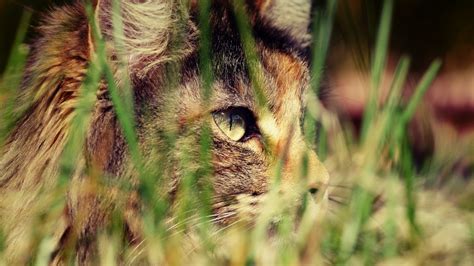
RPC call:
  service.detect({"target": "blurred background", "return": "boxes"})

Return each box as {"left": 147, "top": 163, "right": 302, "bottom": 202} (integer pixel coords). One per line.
{"left": 1, "top": 0, "right": 473, "bottom": 179}
{"left": 323, "top": 0, "right": 474, "bottom": 183}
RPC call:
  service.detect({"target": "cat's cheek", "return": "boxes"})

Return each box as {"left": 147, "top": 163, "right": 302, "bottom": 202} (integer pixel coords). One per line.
{"left": 245, "top": 137, "right": 266, "bottom": 154}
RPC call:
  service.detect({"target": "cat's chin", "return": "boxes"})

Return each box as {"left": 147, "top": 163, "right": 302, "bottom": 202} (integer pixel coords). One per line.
{"left": 160, "top": 193, "right": 327, "bottom": 263}
{"left": 210, "top": 191, "right": 326, "bottom": 232}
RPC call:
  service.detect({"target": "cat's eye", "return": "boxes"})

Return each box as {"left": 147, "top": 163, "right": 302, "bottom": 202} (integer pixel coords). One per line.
{"left": 212, "top": 108, "right": 257, "bottom": 142}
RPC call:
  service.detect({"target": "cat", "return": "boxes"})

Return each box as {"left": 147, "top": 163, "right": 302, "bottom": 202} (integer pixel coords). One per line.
{"left": 0, "top": 0, "right": 329, "bottom": 263}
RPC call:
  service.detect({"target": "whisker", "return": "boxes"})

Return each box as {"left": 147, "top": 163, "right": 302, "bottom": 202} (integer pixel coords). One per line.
{"left": 166, "top": 214, "right": 200, "bottom": 231}
{"left": 167, "top": 213, "right": 221, "bottom": 231}
{"left": 166, "top": 210, "right": 237, "bottom": 240}
{"left": 328, "top": 194, "right": 350, "bottom": 202}
{"left": 209, "top": 211, "right": 237, "bottom": 223}
{"left": 126, "top": 238, "right": 147, "bottom": 264}
{"left": 184, "top": 218, "right": 245, "bottom": 256}
{"left": 328, "top": 196, "right": 348, "bottom": 205}
{"left": 325, "top": 183, "right": 354, "bottom": 189}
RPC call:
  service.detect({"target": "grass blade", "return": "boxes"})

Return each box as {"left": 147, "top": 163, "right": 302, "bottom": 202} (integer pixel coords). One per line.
{"left": 401, "top": 59, "right": 442, "bottom": 124}
{"left": 361, "top": 0, "right": 393, "bottom": 140}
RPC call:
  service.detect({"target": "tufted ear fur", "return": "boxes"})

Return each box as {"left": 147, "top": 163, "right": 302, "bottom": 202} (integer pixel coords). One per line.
{"left": 90, "top": 0, "right": 195, "bottom": 77}
{"left": 251, "top": 0, "right": 312, "bottom": 46}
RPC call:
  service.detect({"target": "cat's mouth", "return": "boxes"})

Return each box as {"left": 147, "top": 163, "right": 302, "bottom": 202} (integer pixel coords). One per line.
{"left": 209, "top": 191, "right": 325, "bottom": 230}
{"left": 210, "top": 193, "right": 264, "bottom": 226}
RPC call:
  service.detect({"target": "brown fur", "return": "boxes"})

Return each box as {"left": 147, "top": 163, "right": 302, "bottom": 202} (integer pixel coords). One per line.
{"left": 0, "top": 0, "right": 328, "bottom": 264}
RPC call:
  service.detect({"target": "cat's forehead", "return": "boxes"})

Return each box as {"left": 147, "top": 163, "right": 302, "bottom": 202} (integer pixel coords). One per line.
{"left": 209, "top": 50, "right": 308, "bottom": 113}
{"left": 200, "top": 0, "right": 310, "bottom": 113}
{"left": 205, "top": 0, "right": 310, "bottom": 76}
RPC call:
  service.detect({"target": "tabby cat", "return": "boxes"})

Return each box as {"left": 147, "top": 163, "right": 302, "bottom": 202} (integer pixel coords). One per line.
{"left": 0, "top": 0, "right": 329, "bottom": 263}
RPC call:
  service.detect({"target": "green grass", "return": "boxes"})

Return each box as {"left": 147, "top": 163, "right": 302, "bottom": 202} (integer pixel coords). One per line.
{"left": 1, "top": 0, "right": 473, "bottom": 265}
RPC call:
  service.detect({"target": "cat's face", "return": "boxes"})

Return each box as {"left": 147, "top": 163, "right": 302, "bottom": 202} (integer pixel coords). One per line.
{"left": 99, "top": 0, "right": 329, "bottom": 223}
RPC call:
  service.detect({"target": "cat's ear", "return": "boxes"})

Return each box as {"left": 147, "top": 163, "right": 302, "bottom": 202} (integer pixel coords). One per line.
{"left": 252, "top": 0, "right": 312, "bottom": 45}
{"left": 88, "top": 0, "right": 192, "bottom": 76}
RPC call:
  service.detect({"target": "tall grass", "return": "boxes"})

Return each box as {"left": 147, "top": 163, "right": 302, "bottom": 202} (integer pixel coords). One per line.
{"left": 0, "top": 0, "right": 472, "bottom": 265}
{"left": 0, "top": 11, "right": 31, "bottom": 144}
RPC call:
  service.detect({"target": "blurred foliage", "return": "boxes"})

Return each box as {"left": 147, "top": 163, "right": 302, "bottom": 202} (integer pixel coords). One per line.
{"left": 0, "top": 0, "right": 73, "bottom": 72}
{"left": 2, "top": 0, "right": 474, "bottom": 72}
{"left": 0, "top": 0, "right": 473, "bottom": 264}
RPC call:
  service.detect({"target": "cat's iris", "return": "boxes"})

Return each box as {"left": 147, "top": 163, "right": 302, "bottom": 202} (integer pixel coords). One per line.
{"left": 213, "top": 109, "right": 246, "bottom": 141}
{"left": 212, "top": 106, "right": 264, "bottom": 142}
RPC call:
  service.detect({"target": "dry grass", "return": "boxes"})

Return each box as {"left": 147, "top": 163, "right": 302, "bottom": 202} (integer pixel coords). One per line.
{"left": 0, "top": 0, "right": 473, "bottom": 265}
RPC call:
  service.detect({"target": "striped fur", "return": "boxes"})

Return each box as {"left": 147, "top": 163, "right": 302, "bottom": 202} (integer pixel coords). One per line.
{"left": 0, "top": 0, "right": 328, "bottom": 264}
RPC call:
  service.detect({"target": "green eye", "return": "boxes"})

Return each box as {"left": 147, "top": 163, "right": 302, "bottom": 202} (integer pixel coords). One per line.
{"left": 212, "top": 109, "right": 249, "bottom": 141}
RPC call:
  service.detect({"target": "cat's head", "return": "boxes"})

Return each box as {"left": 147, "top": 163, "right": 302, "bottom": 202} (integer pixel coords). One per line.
{"left": 92, "top": 0, "right": 329, "bottom": 224}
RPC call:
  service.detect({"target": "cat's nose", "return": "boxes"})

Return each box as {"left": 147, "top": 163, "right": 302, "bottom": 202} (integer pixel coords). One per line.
{"left": 307, "top": 182, "right": 320, "bottom": 196}
{"left": 305, "top": 151, "right": 329, "bottom": 201}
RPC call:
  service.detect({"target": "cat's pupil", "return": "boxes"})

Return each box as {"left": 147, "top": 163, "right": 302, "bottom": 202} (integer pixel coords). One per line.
{"left": 213, "top": 109, "right": 248, "bottom": 141}
{"left": 229, "top": 114, "right": 242, "bottom": 131}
